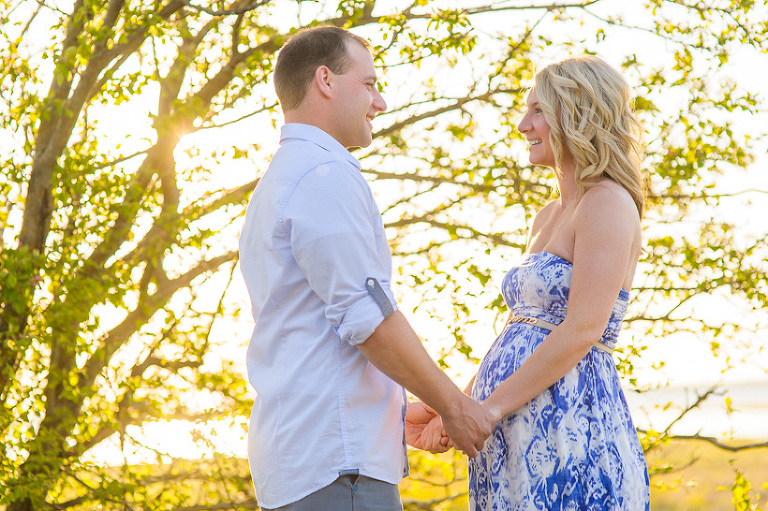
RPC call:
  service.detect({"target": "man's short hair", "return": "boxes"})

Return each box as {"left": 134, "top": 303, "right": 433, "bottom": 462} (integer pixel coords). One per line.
{"left": 274, "top": 26, "right": 372, "bottom": 110}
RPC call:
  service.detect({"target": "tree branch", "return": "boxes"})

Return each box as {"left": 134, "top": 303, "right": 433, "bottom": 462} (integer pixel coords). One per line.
{"left": 386, "top": 216, "right": 517, "bottom": 247}
{"left": 364, "top": 169, "right": 497, "bottom": 193}
{"left": 374, "top": 87, "right": 518, "bottom": 139}
{"left": 182, "top": 179, "right": 258, "bottom": 223}
{"left": 180, "top": 0, "right": 270, "bottom": 17}
{"left": 177, "top": 501, "right": 259, "bottom": 511}
{"left": 402, "top": 490, "right": 469, "bottom": 511}
{"left": 82, "top": 251, "right": 238, "bottom": 389}
{"left": 649, "top": 433, "right": 768, "bottom": 453}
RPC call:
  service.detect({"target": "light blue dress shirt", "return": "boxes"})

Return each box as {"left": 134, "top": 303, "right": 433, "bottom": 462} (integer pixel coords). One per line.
{"left": 239, "top": 123, "right": 408, "bottom": 509}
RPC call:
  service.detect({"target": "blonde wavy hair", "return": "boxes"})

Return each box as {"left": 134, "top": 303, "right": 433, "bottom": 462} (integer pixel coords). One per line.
{"left": 533, "top": 55, "right": 646, "bottom": 217}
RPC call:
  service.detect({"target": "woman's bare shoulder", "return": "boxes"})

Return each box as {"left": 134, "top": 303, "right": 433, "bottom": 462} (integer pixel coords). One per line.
{"left": 580, "top": 180, "right": 639, "bottom": 220}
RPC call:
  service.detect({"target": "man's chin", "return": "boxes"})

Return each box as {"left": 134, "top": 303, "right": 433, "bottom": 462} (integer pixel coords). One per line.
{"left": 346, "top": 135, "right": 373, "bottom": 150}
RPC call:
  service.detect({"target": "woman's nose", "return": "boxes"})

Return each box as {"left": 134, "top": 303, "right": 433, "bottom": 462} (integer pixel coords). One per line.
{"left": 517, "top": 113, "right": 531, "bottom": 133}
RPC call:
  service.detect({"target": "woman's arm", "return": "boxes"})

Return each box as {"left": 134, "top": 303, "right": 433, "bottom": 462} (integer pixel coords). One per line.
{"left": 463, "top": 374, "right": 476, "bottom": 395}
{"left": 482, "top": 184, "right": 641, "bottom": 420}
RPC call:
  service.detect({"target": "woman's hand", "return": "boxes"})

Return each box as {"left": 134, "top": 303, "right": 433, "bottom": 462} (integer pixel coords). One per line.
{"left": 405, "top": 401, "right": 451, "bottom": 453}
{"left": 482, "top": 401, "right": 504, "bottom": 423}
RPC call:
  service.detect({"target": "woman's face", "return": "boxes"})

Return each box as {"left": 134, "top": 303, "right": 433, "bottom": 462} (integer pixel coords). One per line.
{"left": 517, "top": 88, "right": 556, "bottom": 168}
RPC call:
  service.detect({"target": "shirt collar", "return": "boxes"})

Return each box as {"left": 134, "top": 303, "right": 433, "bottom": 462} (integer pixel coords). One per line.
{"left": 280, "top": 123, "right": 361, "bottom": 170}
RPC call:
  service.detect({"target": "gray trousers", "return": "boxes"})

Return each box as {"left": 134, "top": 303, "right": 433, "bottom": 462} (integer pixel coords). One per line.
{"left": 261, "top": 472, "right": 403, "bottom": 511}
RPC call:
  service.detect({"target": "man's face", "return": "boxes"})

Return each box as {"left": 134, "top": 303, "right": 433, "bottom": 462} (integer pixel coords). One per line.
{"left": 330, "top": 41, "right": 387, "bottom": 149}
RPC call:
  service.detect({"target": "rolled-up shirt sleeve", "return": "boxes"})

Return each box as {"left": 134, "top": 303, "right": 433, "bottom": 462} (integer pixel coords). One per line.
{"left": 286, "top": 161, "right": 397, "bottom": 345}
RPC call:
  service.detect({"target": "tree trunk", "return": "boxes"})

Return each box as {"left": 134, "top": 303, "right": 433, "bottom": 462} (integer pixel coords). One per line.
{"left": 7, "top": 497, "right": 34, "bottom": 511}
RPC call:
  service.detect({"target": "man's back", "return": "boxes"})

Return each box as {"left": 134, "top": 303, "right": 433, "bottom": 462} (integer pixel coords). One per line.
{"left": 239, "top": 123, "right": 407, "bottom": 509}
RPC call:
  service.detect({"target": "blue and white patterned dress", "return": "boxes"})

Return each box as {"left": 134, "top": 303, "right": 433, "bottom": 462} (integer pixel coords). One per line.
{"left": 469, "top": 251, "right": 650, "bottom": 511}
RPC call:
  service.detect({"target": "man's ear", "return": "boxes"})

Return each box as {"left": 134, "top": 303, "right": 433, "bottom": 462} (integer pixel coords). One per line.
{"left": 314, "top": 65, "right": 334, "bottom": 99}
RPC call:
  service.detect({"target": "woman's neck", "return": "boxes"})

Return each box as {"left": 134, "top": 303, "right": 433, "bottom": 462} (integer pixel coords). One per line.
{"left": 554, "top": 160, "right": 579, "bottom": 205}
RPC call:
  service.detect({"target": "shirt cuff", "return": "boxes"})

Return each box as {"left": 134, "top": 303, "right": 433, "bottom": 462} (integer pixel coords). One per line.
{"left": 335, "top": 281, "right": 398, "bottom": 346}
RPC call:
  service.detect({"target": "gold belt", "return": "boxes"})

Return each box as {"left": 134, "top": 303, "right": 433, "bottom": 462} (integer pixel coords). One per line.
{"left": 507, "top": 315, "right": 614, "bottom": 354}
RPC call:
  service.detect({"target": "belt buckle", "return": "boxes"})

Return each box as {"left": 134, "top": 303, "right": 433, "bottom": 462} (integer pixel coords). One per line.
{"left": 510, "top": 316, "right": 536, "bottom": 325}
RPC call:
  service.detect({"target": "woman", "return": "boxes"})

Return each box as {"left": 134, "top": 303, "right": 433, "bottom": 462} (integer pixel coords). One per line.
{"left": 468, "top": 56, "right": 651, "bottom": 510}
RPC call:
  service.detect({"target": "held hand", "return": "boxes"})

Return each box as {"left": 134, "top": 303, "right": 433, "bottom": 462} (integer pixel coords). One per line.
{"left": 405, "top": 401, "right": 450, "bottom": 453}
{"left": 481, "top": 401, "right": 504, "bottom": 423}
{"left": 420, "top": 414, "right": 451, "bottom": 453}
{"left": 440, "top": 394, "right": 496, "bottom": 458}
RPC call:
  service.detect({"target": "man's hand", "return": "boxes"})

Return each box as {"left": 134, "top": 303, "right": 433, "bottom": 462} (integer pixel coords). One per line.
{"left": 439, "top": 394, "right": 496, "bottom": 458}
{"left": 357, "top": 312, "right": 495, "bottom": 458}
{"left": 405, "top": 401, "right": 450, "bottom": 453}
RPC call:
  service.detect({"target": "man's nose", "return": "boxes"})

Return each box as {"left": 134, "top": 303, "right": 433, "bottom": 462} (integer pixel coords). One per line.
{"left": 374, "top": 89, "right": 387, "bottom": 113}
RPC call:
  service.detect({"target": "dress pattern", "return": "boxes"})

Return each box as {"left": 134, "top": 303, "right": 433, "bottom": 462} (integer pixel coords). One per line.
{"left": 469, "top": 251, "right": 650, "bottom": 511}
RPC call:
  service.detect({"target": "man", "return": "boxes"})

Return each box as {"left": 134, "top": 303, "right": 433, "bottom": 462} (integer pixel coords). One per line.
{"left": 239, "top": 26, "right": 495, "bottom": 511}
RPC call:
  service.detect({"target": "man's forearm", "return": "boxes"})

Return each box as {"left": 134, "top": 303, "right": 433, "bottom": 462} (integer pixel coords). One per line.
{"left": 357, "top": 310, "right": 496, "bottom": 458}
{"left": 357, "top": 310, "right": 463, "bottom": 416}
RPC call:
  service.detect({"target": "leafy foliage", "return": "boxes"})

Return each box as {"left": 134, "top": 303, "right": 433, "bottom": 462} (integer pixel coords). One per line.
{"left": 1, "top": 0, "right": 767, "bottom": 509}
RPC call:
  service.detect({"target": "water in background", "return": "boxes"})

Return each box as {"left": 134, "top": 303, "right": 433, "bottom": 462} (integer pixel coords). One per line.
{"left": 625, "top": 380, "right": 768, "bottom": 440}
